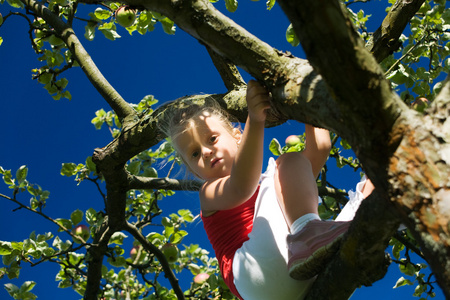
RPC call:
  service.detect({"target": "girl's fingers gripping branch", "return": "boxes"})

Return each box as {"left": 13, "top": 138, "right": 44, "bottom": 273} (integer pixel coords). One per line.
{"left": 246, "top": 80, "right": 271, "bottom": 123}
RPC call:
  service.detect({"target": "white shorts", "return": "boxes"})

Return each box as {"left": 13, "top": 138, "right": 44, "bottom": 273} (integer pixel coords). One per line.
{"left": 232, "top": 158, "right": 315, "bottom": 300}
{"left": 336, "top": 175, "right": 367, "bottom": 221}
{"left": 232, "top": 158, "right": 367, "bottom": 299}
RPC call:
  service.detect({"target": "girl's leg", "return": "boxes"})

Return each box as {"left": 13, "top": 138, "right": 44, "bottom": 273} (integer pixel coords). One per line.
{"left": 274, "top": 152, "right": 319, "bottom": 226}
{"left": 274, "top": 152, "right": 350, "bottom": 281}
{"left": 362, "top": 178, "right": 375, "bottom": 198}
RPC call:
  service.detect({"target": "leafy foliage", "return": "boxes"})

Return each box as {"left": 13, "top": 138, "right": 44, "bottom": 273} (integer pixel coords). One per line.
{"left": 381, "top": 1, "right": 450, "bottom": 103}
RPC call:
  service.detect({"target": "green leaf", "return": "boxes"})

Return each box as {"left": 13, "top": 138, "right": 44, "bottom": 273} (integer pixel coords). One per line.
{"left": 70, "top": 209, "right": 83, "bottom": 225}
{"left": 269, "top": 138, "right": 282, "bottom": 156}
{"left": 160, "top": 18, "right": 176, "bottom": 35}
{"left": 413, "top": 284, "right": 425, "bottom": 296}
{"left": 99, "top": 23, "right": 121, "bottom": 40}
{"left": 393, "top": 276, "right": 413, "bottom": 288}
{"left": 179, "top": 209, "right": 194, "bottom": 222}
{"left": 225, "top": 0, "right": 238, "bottom": 12}
{"left": 170, "top": 230, "right": 188, "bottom": 244}
{"left": 55, "top": 218, "right": 72, "bottom": 231}
{"left": 94, "top": 8, "right": 111, "bottom": 20}
{"left": 100, "top": 28, "right": 121, "bottom": 40}
{"left": 19, "top": 281, "right": 36, "bottom": 293}
{"left": 61, "top": 163, "right": 77, "bottom": 177}
{"left": 0, "top": 241, "right": 13, "bottom": 255}
{"left": 399, "top": 260, "right": 416, "bottom": 276}
{"left": 85, "top": 156, "right": 97, "bottom": 173}
{"left": 286, "top": 24, "right": 299, "bottom": 47}
{"left": 52, "top": 93, "right": 62, "bottom": 101}
{"left": 16, "top": 165, "right": 28, "bottom": 183}
{"left": 161, "top": 217, "right": 172, "bottom": 227}
{"left": 164, "top": 225, "right": 175, "bottom": 238}
{"left": 2, "top": 250, "right": 18, "bottom": 265}
{"left": 85, "top": 208, "right": 98, "bottom": 225}
{"left": 109, "top": 232, "right": 128, "bottom": 245}
{"left": 142, "top": 167, "right": 157, "bottom": 177}
{"left": 392, "top": 240, "right": 404, "bottom": 260}
{"left": 266, "top": 0, "right": 276, "bottom": 10}
{"left": 138, "top": 11, "right": 154, "bottom": 27}
{"left": 4, "top": 283, "right": 19, "bottom": 296}
{"left": 1, "top": 168, "right": 14, "bottom": 186}
{"left": 62, "top": 90, "right": 72, "bottom": 100}
{"left": 85, "top": 23, "right": 96, "bottom": 41}
{"left": 37, "top": 232, "right": 53, "bottom": 243}
{"left": 6, "top": 261, "right": 21, "bottom": 279}
{"left": 6, "top": 0, "right": 24, "bottom": 8}
{"left": 58, "top": 279, "right": 72, "bottom": 288}
{"left": 56, "top": 78, "right": 69, "bottom": 89}
{"left": 107, "top": 255, "right": 126, "bottom": 267}
{"left": 340, "top": 139, "right": 352, "bottom": 150}
{"left": 127, "top": 160, "right": 141, "bottom": 175}
{"left": 147, "top": 232, "right": 165, "bottom": 243}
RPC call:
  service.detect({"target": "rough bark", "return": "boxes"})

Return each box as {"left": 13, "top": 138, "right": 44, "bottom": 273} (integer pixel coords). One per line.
{"left": 367, "top": 0, "right": 426, "bottom": 63}
{"left": 278, "top": 0, "right": 450, "bottom": 298}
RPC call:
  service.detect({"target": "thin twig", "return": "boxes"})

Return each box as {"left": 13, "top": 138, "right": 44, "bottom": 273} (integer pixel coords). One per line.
{"left": 0, "top": 192, "right": 87, "bottom": 243}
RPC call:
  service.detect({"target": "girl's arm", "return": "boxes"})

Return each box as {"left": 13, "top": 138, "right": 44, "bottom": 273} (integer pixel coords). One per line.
{"left": 302, "top": 125, "right": 332, "bottom": 178}
{"left": 200, "top": 81, "right": 270, "bottom": 212}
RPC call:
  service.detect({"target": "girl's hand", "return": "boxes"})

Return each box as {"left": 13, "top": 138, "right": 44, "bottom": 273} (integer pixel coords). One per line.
{"left": 246, "top": 80, "right": 271, "bottom": 123}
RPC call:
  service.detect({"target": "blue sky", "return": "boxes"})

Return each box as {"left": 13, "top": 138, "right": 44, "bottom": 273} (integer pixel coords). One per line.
{"left": 0, "top": 1, "right": 445, "bottom": 299}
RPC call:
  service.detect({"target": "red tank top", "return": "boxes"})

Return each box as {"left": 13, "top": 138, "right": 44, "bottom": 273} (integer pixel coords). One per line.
{"left": 201, "top": 187, "right": 259, "bottom": 300}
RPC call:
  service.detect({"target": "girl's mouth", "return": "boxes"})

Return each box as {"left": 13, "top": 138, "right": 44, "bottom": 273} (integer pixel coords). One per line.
{"left": 211, "top": 158, "right": 221, "bottom": 168}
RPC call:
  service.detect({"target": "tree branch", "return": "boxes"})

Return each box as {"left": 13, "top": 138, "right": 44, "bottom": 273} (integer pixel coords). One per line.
{"left": 205, "top": 45, "right": 246, "bottom": 91}
{"left": 124, "top": 222, "right": 185, "bottom": 300}
{"left": 306, "top": 190, "right": 399, "bottom": 299}
{"left": 0, "top": 193, "right": 83, "bottom": 242}
{"left": 277, "top": 0, "right": 406, "bottom": 181}
{"left": 128, "top": 175, "right": 202, "bottom": 191}
{"left": 367, "top": 0, "right": 426, "bottom": 62}
{"left": 21, "top": 0, "right": 138, "bottom": 128}
{"left": 84, "top": 217, "right": 114, "bottom": 299}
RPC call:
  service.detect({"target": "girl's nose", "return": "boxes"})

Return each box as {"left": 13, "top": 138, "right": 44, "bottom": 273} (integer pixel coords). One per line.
{"left": 202, "top": 147, "right": 214, "bottom": 158}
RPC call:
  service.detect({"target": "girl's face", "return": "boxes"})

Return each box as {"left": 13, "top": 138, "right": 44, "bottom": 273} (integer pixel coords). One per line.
{"left": 173, "top": 113, "right": 241, "bottom": 180}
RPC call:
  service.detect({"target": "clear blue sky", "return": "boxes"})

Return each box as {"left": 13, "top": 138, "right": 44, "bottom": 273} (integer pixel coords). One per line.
{"left": 0, "top": 1, "right": 445, "bottom": 299}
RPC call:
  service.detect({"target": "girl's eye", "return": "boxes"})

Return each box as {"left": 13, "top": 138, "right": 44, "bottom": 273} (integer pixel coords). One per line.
{"left": 192, "top": 151, "right": 199, "bottom": 159}
{"left": 210, "top": 136, "right": 217, "bottom": 143}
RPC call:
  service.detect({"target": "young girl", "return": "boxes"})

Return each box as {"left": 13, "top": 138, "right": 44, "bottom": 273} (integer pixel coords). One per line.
{"left": 166, "top": 80, "right": 367, "bottom": 299}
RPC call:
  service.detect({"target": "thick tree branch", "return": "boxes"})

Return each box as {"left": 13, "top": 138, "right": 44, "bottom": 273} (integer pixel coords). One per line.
{"left": 205, "top": 45, "right": 246, "bottom": 91}
{"left": 277, "top": 0, "right": 407, "bottom": 183}
{"left": 306, "top": 191, "right": 399, "bottom": 299}
{"left": 128, "top": 175, "right": 202, "bottom": 191}
{"left": 120, "top": 0, "right": 287, "bottom": 86}
{"left": 117, "top": 0, "right": 351, "bottom": 130}
{"left": 21, "top": 0, "right": 138, "bottom": 128}
{"left": 84, "top": 218, "right": 114, "bottom": 299}
{"left": 367, "top": 0, "right": 426, "bottom": 62}
{"left": 278, "top": 0, "right": 450, "bottom": 296}
{"left": 388, "top": 110, "right": 450, "bottom": 296}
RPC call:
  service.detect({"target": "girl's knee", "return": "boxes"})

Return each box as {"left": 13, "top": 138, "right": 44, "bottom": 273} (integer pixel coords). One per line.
{"left": 276, "top": 152, "right": 312, "bottom": 170}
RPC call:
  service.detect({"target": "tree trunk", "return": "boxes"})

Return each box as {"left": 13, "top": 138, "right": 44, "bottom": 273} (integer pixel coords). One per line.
{"left": 278, "top": 0, "right": 450, "bottom": 297}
